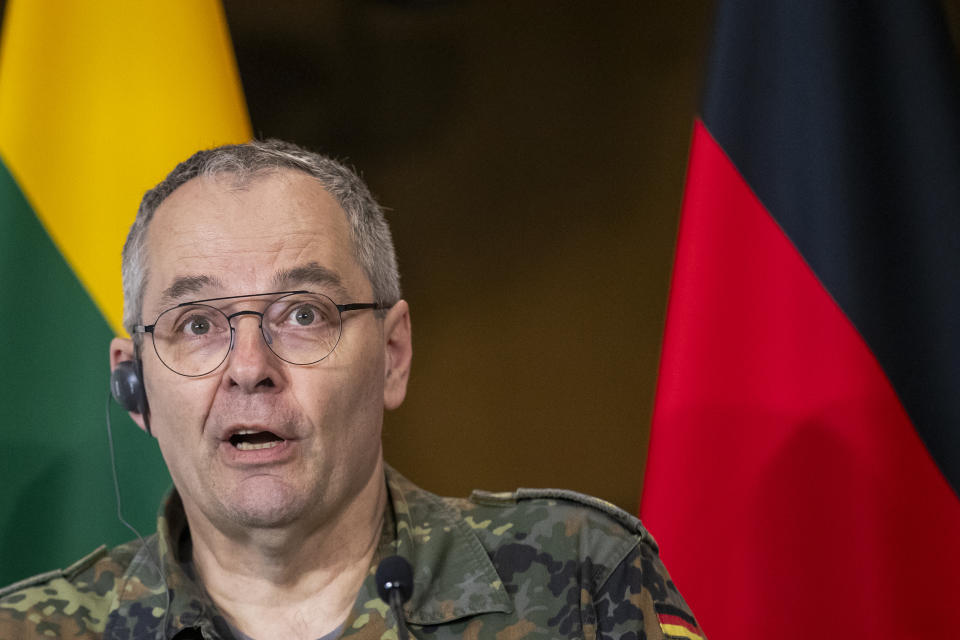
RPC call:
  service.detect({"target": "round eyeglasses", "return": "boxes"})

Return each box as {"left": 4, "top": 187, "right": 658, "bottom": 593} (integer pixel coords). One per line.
{"left": 133, "top": 290, "right": 389, "bottom": 377}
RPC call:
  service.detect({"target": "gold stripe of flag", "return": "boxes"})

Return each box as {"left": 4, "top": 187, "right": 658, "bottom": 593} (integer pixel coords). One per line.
{"left": 0, "top": 0, "right": 252, "bottom": 334}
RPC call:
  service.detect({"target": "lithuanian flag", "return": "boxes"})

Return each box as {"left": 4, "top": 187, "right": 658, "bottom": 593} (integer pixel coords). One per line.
{"left": 0, "top": 1, "right": 250, "bottom": 584}
{"left": 641, "top": 0, "right": 960, "bottom": 637}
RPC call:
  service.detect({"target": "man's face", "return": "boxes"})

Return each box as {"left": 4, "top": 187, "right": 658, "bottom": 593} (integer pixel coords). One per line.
{"left": 120, "top": 170, "right": 410, "bottom": 534}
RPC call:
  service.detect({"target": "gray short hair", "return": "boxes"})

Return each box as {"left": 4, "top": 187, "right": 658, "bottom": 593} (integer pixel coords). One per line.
{"left": 121, "top": 139, "right": 400, "bottom": 332}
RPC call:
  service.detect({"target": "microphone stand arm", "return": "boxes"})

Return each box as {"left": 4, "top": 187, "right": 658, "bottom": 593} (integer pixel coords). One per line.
{"left": 389, "top": 589, "right": 410, "bottom": 640}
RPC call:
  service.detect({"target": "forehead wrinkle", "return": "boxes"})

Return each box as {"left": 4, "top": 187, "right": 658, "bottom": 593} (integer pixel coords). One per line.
{"left": 273, "top": 262, "right": 348, "bottom": 298}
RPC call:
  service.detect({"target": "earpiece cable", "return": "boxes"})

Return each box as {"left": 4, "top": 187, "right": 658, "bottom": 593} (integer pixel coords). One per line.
{"left": 105, "top": 391, "right": 171, "bottom": 638}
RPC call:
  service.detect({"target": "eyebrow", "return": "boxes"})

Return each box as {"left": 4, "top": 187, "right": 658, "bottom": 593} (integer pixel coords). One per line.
{"left": 156, "top": 263, "right": 348, "bottom": 311}
{"left": 273, "top": 262, "right": 347, "bottom": 297}
{"left": 159, "top": 275, "right": 225, "bottom": 308}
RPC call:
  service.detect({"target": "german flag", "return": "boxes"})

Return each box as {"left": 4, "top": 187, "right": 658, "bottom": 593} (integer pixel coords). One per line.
{"left": 659, "top": 611, "right": 705, "bottom": 640}
{"left": 641, "top": 1, "right": 960, "bottom": 637}
{"left": 0, "top": 1, "right": 250, "bottom": 584}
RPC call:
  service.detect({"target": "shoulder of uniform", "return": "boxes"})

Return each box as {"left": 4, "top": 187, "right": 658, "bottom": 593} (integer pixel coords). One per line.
{"left": 469, "top": 487, "right": 659, "bottom": 551}
{"left": 0, "top": 545, "right": 108, "bottom": 600}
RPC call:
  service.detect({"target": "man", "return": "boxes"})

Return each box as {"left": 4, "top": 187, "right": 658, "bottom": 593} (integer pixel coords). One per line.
{"left": 0, "top": 140, "right": 704, "bottom": 639}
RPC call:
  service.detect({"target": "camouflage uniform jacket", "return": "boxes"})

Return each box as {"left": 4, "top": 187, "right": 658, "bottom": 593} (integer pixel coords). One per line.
{"left": 0, "top": 466, "right": 704, "bottom": 640}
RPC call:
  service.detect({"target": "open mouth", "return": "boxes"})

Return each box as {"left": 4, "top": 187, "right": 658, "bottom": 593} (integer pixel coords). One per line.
{"left": 229, "top": 429, "right": 285, "bottom": 451}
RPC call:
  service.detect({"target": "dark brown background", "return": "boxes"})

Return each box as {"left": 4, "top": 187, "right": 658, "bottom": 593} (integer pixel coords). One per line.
{"left": 222, "top": 0, "right": 713, "bottom": 512}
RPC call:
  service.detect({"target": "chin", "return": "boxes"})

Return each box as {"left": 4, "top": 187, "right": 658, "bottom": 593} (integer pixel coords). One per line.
{"left": 221, "top": 478, "right": 312, "bottom": 529}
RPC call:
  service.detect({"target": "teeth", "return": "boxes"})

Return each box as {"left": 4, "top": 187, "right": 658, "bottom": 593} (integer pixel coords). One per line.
{"left": 235, "top": 441, "right": 281, "bottom": 451}
{"left": 236, "top": 429, "right": 258, "bottom": 435}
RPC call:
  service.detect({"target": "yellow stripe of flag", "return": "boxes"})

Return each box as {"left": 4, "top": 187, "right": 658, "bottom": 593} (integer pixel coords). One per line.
{"left": 0, "top": 0, "right": 251, "bottom": 334}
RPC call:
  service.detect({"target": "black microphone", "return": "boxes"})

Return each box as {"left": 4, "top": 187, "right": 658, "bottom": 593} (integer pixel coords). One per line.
{"left": 375, "top": 555, "right": 414, "bottom": 640}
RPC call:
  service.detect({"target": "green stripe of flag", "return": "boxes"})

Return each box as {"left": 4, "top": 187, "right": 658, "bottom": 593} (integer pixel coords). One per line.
{"left": 0, "top": 158, "right": 170, "bottom": 583}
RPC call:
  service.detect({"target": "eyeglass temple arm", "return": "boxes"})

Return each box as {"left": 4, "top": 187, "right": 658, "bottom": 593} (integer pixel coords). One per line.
{"left": 338, "top": 302, "right": 392, "bottom": 312}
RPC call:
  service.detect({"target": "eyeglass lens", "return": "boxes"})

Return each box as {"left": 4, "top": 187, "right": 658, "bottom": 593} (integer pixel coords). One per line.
{"left": 150, "top": 293, "right": 343, "bottom": 376}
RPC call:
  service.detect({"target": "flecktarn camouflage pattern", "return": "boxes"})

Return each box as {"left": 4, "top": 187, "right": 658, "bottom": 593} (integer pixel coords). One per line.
{"left": 0, "top": 466, "right": 705, "bottom": 639}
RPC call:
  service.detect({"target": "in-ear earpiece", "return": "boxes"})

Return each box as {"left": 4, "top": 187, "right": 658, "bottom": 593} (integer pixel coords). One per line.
{"left": 110, "top": 360, "right": 150, "bottom": 433}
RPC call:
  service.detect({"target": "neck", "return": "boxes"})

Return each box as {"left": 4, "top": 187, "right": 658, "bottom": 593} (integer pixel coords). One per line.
{"left": 187, "top": 460, "right": 388, "bottom": 640}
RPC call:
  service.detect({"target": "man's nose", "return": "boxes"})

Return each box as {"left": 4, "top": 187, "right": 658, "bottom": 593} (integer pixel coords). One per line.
{"left": 222, "top": 312, "right": 280, "bottom": 392}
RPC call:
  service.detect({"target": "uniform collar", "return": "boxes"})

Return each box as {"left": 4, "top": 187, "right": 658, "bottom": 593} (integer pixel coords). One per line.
{"left": 105, "top": 491, "right": 229, "bottom": 640}
{"left": 381, "top": 465, "right": 512, "bottom": 626}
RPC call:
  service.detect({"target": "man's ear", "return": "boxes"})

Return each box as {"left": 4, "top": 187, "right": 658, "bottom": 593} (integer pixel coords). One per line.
{"left": 382, "top": 300, "right": 412, "bottom": 410}
{"left": 110, "top": 336, "right": 149, "bottom": 433}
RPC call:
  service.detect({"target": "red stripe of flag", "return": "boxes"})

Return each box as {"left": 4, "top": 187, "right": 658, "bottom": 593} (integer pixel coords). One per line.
{"left": 641, "top": 119, "right": 960, "bottom": 638}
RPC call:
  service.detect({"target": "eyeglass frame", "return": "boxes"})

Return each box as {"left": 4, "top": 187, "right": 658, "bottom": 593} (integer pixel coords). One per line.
{"left": 132, "top": 289, "right": 391, "bottom": 377}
